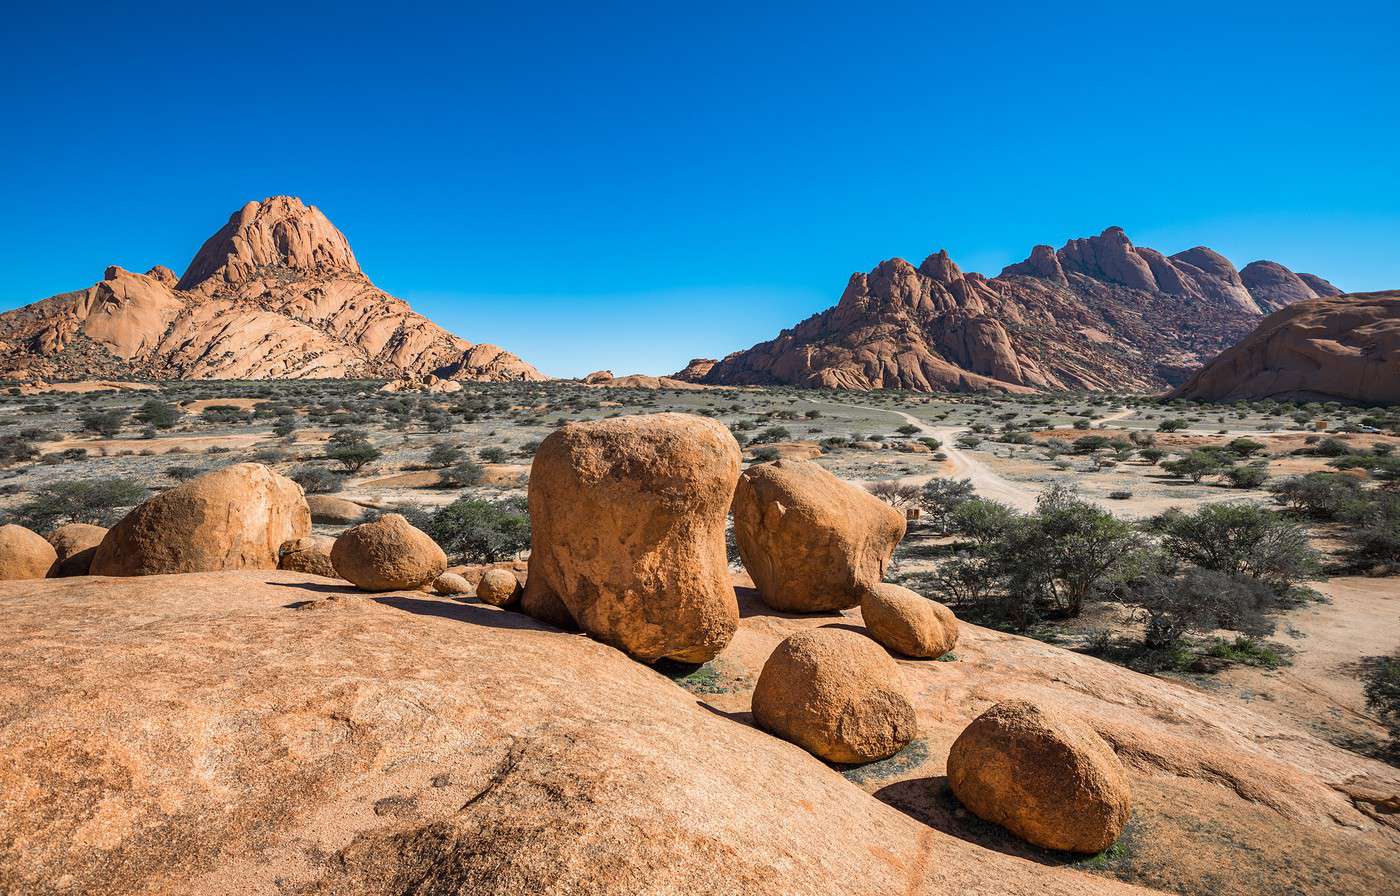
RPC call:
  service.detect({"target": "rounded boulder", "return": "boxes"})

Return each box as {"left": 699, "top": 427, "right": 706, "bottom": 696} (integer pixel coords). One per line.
{"left": 476, "top": 568, "right": 522, "bottom": 606}
{"left": 947, "top": 699, "right": 1132, "bottom": 854}
{"left": 432, "top": 571, "right": 473, "bottom": 596}
{"left": 331, "top": 514, "right": 447, "bottom": 592}
{"left": 732, "top": 459, "right": 906, "bottom": 612}
{"left": 524, "top": 413, "right": 740, "bottom": 663}
{"left": 751, "top": 628, "right": 916, "bottom": 763}
{"left": 306, "top": 494, "right": 364, "bottom": 525}
{"left": 91, "top": 464, "right": 310, "bottom": 576}
{"left": 860, "top": 583, "right": 958, "bottom": 658}
{"left": 0, "top": 524, "right": 59, "bottom": 581}
{"left": 278, "top": 535, "right": 339, "bottom": 579}
{"left": 46, "top": 523, "right": 108, "bottom": 577}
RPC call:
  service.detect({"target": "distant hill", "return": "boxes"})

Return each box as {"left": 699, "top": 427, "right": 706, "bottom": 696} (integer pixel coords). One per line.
{"left": 0, "top": 196, "right": 545, "bottom": 382}
{"left": 701, "top": 227, "right": 1341, "bottom": 393}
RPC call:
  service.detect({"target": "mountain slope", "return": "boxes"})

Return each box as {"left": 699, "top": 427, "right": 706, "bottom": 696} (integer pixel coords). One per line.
{"left": 0, "top": 197, "right": 545, "bottom": 382}
{"left": 1171, "top": 290, "right": 1400, "bottom": 403}
{"left": 702, "top": 227, "right": 1340, "bottom": 393}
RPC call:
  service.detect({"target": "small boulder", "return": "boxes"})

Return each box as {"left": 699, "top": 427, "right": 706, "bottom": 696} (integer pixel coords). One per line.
{"left": 0, "top": 524, "right": 58, "bottom": 581}
{"left": 947, "top": 699, "right": 1132, "bottom": 854}
{"left": 306, "top": 494, "right": 365, "bottom": 525}
{"left": 731, "top": 459, "right": 906, "bottom": 612}
{"left": 278, "top": 535, "right": 338, "bottom": 578}
{"left": 46, "top": 523, "right": 108, "bottom": 577}
{"left": 330, "top": 514, "right": 447, "bottom": 592}
{"left": 432, "top": 571, "right": 473, "bottom": 596}
{"left": 476, "top": 568, "right": 522, "bottom": 606}
{"left": 860, "top": 583, "right": 958, "bottom": 658}
{"left": 524, "top": 413, "right": 740, "bottom": 663}
{"left": 91, "top": 464, "right": 309, "bottom": 576}
{"left": 751, "top": 628, "right": 916, "bottom": 763}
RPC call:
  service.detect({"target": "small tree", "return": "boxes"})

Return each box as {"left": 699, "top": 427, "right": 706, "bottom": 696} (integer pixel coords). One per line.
{"left": 896, "top": 423, "right": 921, "bottom": 436}
{"left": 1225, "top": 462, "right": 1270, "bottom": 489}
{"left": 135, "top": 399, "right": 182, "bottom": 429}
{"left": 440, "top": 459, "right": 485, "bottom": 487}
{"left": 1361, "top": 650, "right": 1400, "bottom": 758}
{"left": 78, "top": 409, "right": 126, "bottom": 437}
{"left": 1138, "top": 447, "right": 1167, "bottom": 466}
{"left": 867, "top": 479, "right": 921, "bottom": 507}
{"left": 424, "top": 496, "right": 531, "bottom": 563}
{"left": 1162, "top": 450, "right": 1225, "bottom": 482}
{"left": 1157, "top": 502, "right": 1318, "bottom": 588}
{"left": 479, "top": 447, "right": 509, "bottom": 464}
{"left": 427, "top": 444, "right": 465, "bottom": 468}
{"left": 326, "top": 442, "right": 381, "bottom": 472}
{"left": 1157, "top": 418, "right": 1189, "bottom": 432}
{"left": 6, "top": 479, "right": 148, "bottom": 531}
{"left": 920, "top": 477, "right": 976, "bottom": 532}
{"left": 1129, "top": 567, "right": 1279, "bottom": 649}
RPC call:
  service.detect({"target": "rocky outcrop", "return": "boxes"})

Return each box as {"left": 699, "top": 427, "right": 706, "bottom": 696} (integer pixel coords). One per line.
{"left": 0, "top": 525, "right": 57, "bottom": 580}
{"left": 947, "top": 700, "right": 1132, "bottom": 854}
{"left": 524, "top": 413, "right": 741, "bottom": 663}
{"left": 670, "top": 357, "right": 717, "bottom": 382}
{"left": 1172, "top": 291, "right": 1400, "bottom": 404}
{"left": 751, "top": 628, "right": 917, "bottom": 763}
{"left": 0, "top": 197, "right": 545, "bottom": 383}
{"left": 703, "top": 227, "right": 1336, "bottom": 392}
{"left": 1240, "top": 261, "right": 1341, "bottom": 312}
{"left": 90, "top": 464, "right": 309, "bottom": 576}
{"left": 277, "top": 535, "right": 339, "bottom": 578}
{"left": 331, "top": 514, "right": 448, "bottom": 592}
{"left": 731, "top": 459, "right": 905, "bottom": 612}
{"left": 860, "top": 583, "right": 959, "bottom": 658}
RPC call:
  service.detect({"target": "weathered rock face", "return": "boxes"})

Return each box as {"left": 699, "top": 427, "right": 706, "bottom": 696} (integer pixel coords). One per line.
{"left": 947, "top": 700, "right": 1133, "bottom": 854}
{"left": 731, "top": 459, "right": 905, "bottom": 612}
{"left": 331, "top": 514, "right": 448, "bottom": 592}
{"left": 524, "top": 413, "right": 741, "bottom": 663}
{"left": 0, "top": 196, "right": 545, "bottom": 383}
{"left": 0, "top": 524, "right": 58, "bottom": 581}
{"left": 1172, "top": 291, "right": 1400, "bottom": 404}
{"left": 45, "top": 523, "right": 108, "bottom": 577}
{"left": 751, "top": 627, "right": 917, "bottom": 763}
{"left": 703, "top": 227, "right": 1335, "bottom": 392}
{"left": 0, "top": 571, "right": 1162, "bottom": 896}
{"left": 1240, "top": 260, "right": 1341, "bottom": 311}
{"left": 277, "top": 535, "right": 339, "bottom": 579}
{"left": 669, "top": 357, "right": 717, "bottom": 382}
{"left": 306, "top": 494, "right": 365, "bottom": 525}
{"left": 90, "top": 464, "right": 309, "bottom": 576}
{"left": 860, "top": 583, "right": 958, "bottom": 658}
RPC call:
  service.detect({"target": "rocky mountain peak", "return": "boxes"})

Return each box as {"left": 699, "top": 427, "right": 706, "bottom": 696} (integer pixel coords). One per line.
{"left": 918, "top": 249, "right": 963, "bottom": 284}
{"left": 176, "top": 196, "right": 361, "bottom": 291}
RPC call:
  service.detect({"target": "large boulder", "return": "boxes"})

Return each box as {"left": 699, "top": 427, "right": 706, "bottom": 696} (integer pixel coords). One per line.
{"left": 947, "top": 699, "right": 1132, "bottom": 854}
{"left": 0, "top": 524, "right": 58, "bottom": 581}
{"left": 306, "top": 494, "right": 365, "bottom": 524}
{"left": 751, "top": 628, "right": 916, "bottom": 763}
{"left": 278, "top": 535, "right": 338, "bottom": 579}
{"left": 731, "top": 459, "right": 905, "bottom": 612}
{"left": 330, "top": 514, "right": 447, "bottom": 592}
{"left": 90, "top": 464, "right": 310, "bottom": 576}
{"left": 523, "top": 413, "right": 741, "bottom": 663}
{"left": 860, "top": 583, "right": 958, "bottom": 658}
{"left": 45, "top": 523, "right": 107, "bottom": 577}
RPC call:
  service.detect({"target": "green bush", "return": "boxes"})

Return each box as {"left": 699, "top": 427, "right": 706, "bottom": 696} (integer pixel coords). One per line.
{"left": 290, "top": 465, "right": 346, "bottom": 494}
{"left": 440, "top": 459, "right": 485, "bottom": 487}
{"left": 78, "top": 409, "right": 126, "bottom": 437}
{"left": 479, "top": 446, "right": 509, "bottom": 464}
{"left": 135, "top": 399, "right": 182, "bottom": 429}
{"left": 6, "top": 479, "right": 148, "bottom": 531}
{"left": 423, "top": 497, "right": 531, "bottom": 563}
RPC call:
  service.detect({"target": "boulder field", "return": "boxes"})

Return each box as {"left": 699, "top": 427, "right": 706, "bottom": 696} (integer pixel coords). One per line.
{"left": 1, "top": 571, "right": 1395, "bottom": 895}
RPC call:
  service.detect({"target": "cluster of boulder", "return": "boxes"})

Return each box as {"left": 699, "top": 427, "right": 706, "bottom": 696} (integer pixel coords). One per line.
{"left": 0, "top": 415, "right": 1131, "bottom": 855}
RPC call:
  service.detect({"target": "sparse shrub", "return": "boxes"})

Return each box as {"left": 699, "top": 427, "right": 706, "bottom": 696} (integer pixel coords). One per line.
{"left": 165, "top": 465, "right": 202, "bottom": 481}
{"left": 896, "top": 423, "right": 921, "bottom": 436}
{"left": 1162, "top": 450, "right": 1226, "bottom": 483}
{"left": 427, "top": 444, "right": 465, "bottom": 468}
{"left": 866, "top": 479, "right": 921, "bottom": 507}
{"left": 0, "top": 435, "right": 40, "bottom": 465}
{"left": 135, "top": 399, "right": 182, "bottom": 429}
{"left": 1224, "top": 462, "right": 1270, "bottom": 489}
{"left": 750, "top": 445, "right": 781, "bottom": 462}
{"left": 1154, "top": 502, "right": 1318, "bottom": 589}
{"left": 440, "top": 459, "right": 485, "bottom": 487}
{"left": 1108, "top": 490, "right": 1134, "bottom": 500}
{"left": 1157, "top": 418, "right": 1188, "bottom": 432}
{"left": 78, "top": 409, "right": 126, "bottom": 437}
{"left": 200, "top": 405, "right": 252, "bottom": 425}
{"left": 479, "top": 446, "right": 509, "bottom": 464}
{"left": 290, "top": 465, "right": 346, "bottom": 494}
{"left": 1360, "top": 650, "right": 1400, "bottom": 758}
{"left": 5, "top": 478, "right": 149, "bottom": 531}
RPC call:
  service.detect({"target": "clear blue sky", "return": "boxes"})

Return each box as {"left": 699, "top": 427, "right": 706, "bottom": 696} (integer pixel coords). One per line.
{"left": 3, "top": 2, "right": 1397, "bottom": 377}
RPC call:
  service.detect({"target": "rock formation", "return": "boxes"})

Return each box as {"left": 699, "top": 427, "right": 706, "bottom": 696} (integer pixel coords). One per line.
{"left": 524, "top": 413, "right": 741, "bottom": 663}
{"left": 751, "top": 627, "right": 917, "bottom": 763}
{"left": 277, "top": 535, "right": 339, "bottom": 578}
{"left": 45, "top": 523, "right": 107, "bottom": 577}
{"left": 731, "top": 459, "right": 906, "bottom": 611}
{"left": 90, "top": 463, "right": 309, "bottom": 576}
{"left": 947, "top": 699, "right": 1133, "bottom": 854}
{"left": 860, "top": 582, "right": 959, "bottom": 658}
{"left": 331, "top": 514, "right": 448, "bottom": 591}
{"left": 0, "top": 524, "right": 57, "bottom": 580}
{"left": 1171, "top": 291, "right": 1399, "bottom": 404}
{"left": 0, "top": 196, "right": 545, "bottom": 383}
{"left": 431, "top": 571, "right": 473, "bottom": 596}
{"left": 702, "top": 228, "right": 1340, "bottom": 392}
{"left": 670, "top": 357, "right": 717, "bottom": 382}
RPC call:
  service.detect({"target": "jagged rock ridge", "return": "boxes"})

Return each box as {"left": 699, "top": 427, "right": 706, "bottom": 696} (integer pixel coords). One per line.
{"left": 0, "top": 196, "right": 545, "bottom": 382}
{"left": 1171, "top": 290, "right": 1400, "bottom": 404}
{"left": 703, "top": 227, "right": 1341, "bottom": 392}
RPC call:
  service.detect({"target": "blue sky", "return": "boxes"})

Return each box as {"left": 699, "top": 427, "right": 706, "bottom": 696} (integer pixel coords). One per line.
{"left": 3, "top": 2, "right": 1397, "bottom": 377}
